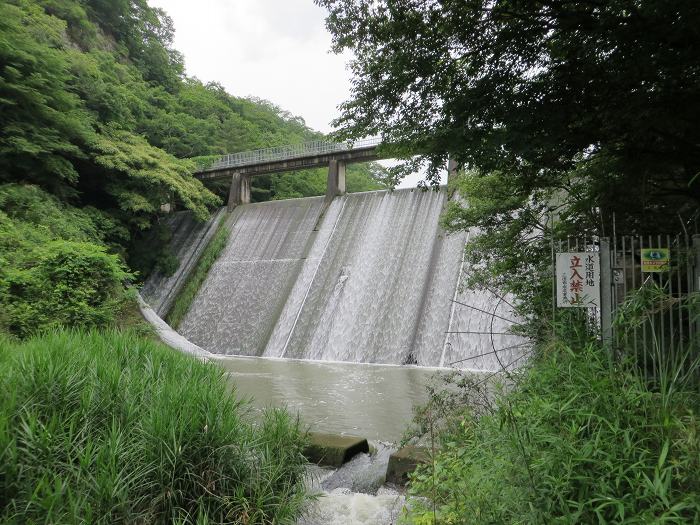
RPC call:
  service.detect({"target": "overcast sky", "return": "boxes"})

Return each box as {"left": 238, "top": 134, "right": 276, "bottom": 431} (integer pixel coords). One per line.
{"left": 147, "top": 0, "right": 431, "bottom": 187}
{"left": 148, "top": 0, "right": 350, "bottom": 133}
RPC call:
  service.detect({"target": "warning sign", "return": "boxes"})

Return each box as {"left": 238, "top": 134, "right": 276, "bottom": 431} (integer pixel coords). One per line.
{"left": 641, "top": 248, "right": 670, "bottom": 273}
{"left": 556, "top": 252, "right": 600, "bottom": 308}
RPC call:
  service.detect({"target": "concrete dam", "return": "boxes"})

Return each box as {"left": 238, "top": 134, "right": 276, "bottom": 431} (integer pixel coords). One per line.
{"left": 144, "top": 187, "right": 525, "bottom": 370}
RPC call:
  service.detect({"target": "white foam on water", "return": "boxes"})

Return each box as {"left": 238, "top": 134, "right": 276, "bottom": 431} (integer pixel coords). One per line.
{"left": 301, "top": 490, "right": 407, "bottom": 525}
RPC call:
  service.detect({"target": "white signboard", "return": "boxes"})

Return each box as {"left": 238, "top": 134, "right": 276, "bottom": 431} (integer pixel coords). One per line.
{"left": 556, "top": 252, "right": 600, "bottom": 308}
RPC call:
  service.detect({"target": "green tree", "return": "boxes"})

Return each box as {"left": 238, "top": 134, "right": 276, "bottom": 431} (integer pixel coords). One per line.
{"left": 318, "top": 0, "right": 700, "bottom": 328}
{"left": 0, "top": 1, "right": 93, "bottom": 195}
{"left": 0, "top": 184, "right": 132, "bottom": 337}
{"left": 0, "top": 0, "right": 388, "bottom": 337}
{"left": 0, "top": 0, "right": 218, "bottom": 220}
{"left": 318, "top": 0, "right": 700, "bottom": 229}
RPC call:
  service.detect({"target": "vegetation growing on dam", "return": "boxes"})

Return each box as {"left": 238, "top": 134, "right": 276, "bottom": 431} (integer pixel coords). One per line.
{"left": 0, "top": 2, "right": 336, "bottom": 521}
{"left": 166, "top": 216, "right": 230, "bottom": 330}
{"left": 0, "top": 330, "right": 310, "bottom": 524}
{"left": 3, "top": 0, "right": 700, "bottom": 522}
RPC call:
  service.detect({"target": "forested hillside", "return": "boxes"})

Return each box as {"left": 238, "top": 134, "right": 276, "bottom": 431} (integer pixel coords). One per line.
{"left": 0, "top": 0, "right": 383, "bottom": 337}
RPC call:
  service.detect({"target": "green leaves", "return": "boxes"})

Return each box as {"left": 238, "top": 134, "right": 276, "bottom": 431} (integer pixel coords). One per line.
{"left": 1, "top": 240, "right": 132, "bottom": 337}
{"left": 0, "top": 0, "right": 390, "bottom": 338}
{"left": 319, "top": 0, "right": 700, "bottom": 332}
{"left": 0, "top": 0, "right": 222, "bottom": 228}
{"left": 0, "top": 330, "right": 310, "bottom": 523}
{"left": 0, "top": 184, "right": 131, "bottom": 337}
{"left": 90, "top": 127, "right": 219, "bottom": 223}
{"left": 406, "top": 346, "right": 700, "bottom": 523}
{"left": 0, "top": 1, "right": 93, "bottom": 187}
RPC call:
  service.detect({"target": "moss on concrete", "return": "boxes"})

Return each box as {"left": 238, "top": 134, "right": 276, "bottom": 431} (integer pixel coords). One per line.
{"left": 386, "top": 445, "right": 430, "bottom": 485}
{"left": 165, "top": 215, "right": 229, "bottom": 329}
{"left": 304, "top": 432, "right": 369, "bottom": 467}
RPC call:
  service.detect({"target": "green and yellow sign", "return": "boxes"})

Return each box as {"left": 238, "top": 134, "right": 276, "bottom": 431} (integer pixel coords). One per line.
{"left": 641, "top": 248, "right": 670, "bottom": 272}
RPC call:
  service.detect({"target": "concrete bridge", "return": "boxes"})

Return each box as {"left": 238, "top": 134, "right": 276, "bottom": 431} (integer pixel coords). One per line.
{"left": 194, "top": 138, "right": 383, "bottom": 210}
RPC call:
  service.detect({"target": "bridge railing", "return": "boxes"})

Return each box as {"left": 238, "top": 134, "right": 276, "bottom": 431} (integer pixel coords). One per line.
{"left": 205, "top": 136, "right": 382, "bottom": 171}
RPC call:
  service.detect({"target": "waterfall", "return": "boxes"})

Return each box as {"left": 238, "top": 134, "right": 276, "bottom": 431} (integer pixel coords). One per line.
{"left": 177, "top": 196, "right": 325, "bottom": 355}
{"left": 171, "top": 188, "right": 527, "bottom": 369}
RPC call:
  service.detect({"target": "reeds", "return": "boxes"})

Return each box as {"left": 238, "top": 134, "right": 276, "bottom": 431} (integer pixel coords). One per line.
{"left": 0, "top": 329, "right": 309, "bottom": 524}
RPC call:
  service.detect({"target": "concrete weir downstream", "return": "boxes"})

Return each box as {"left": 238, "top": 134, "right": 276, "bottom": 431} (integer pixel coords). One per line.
{"left": 142, "top": 187, "right": 528, "bottom": 524}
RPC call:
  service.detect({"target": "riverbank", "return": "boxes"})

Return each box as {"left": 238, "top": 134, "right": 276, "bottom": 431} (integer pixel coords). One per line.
{"left": 0, "top": 330, "right": 309, "bottom": 524}
{"left": 405, "top": 339, "right": 700, "bottom": 523}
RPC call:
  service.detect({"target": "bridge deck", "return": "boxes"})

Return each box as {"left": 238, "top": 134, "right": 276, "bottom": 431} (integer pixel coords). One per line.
{"left": 195, "top": 137, "right": 382, "bottom": 180}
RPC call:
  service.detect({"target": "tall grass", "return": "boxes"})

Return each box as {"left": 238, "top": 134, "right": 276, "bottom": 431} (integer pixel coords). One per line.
{"left": 0, "top": 330, "right": 309, "bottom": 524}
{"left": 406, "top": 344, "right": 700, "bottom": 524}
{"left": 166, "top": 217, "right": 230, "bottom": 330}
{"left": 406, "top": 287, "right": 700, "bottom": 524}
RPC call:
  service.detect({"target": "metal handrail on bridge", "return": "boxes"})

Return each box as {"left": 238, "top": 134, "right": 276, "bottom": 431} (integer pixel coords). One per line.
{"left": 205, "top": 136, "right": 382, "bottom": 171}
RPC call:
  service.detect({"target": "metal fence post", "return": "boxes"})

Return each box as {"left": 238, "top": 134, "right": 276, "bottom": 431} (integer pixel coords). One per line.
{"left": 692, "top": 235, "right": 700, "bottom": 339}
{"left": 600, "top": 238, "right": 614, "bottom": 346}
{"left": 693, "top": 235, "right": 700, "bottom": 293}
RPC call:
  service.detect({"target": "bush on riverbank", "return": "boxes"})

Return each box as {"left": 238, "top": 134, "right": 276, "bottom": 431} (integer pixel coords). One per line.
{"left": 0, "top": 184, "right": 134, "bottom": 338}
{"left": 0, "top": 330, "right": 310, "bottom": 524}
{"left": 406, "top": 342, "right": 700, "bottom": 524}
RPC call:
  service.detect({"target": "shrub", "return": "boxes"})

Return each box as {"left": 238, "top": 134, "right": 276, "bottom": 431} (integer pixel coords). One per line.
{"left": 0, "top": 241, "right": 132, "bottom": 337}
{"left": 0, "top": 184, "right": 134, "bottom": 337}
{"left": 406, "top": 344, "right": 700, "bottom": 524}
{"left": 0, "top": 183, "right": 127, "bottom": 249}
{"left": 128, "top": 220, "right": 179, "bottom": 280}
{"left": 0, "top": 330, "right": 310, "bottom": 524}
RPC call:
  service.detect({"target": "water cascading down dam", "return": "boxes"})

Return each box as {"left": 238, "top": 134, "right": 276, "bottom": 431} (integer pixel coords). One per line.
{"left": 146, "top": 187, "right": 525, "bottom": 370}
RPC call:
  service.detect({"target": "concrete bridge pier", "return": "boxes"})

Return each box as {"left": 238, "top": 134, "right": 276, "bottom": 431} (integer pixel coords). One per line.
{"left": 227, "top": 171, "right": 251, "bottom": 211}
{"left": 326, "top": 159, "right": 346, "bottom": 199}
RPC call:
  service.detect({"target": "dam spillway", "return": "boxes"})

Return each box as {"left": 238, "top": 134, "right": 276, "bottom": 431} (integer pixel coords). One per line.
{"left": 155, "top": 188, "right": 525, "bottom": 369}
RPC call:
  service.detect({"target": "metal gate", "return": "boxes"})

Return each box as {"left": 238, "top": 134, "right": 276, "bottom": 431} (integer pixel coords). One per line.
{"left": 556, "top": 234, "right": 699, "bottom": 368}
{"left": 601, "top": 234, "right": 700, "bottom": 373}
